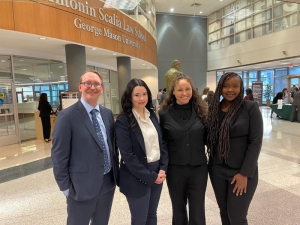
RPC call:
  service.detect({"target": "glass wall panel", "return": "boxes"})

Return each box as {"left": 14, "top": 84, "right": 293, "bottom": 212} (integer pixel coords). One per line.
{"left": 274, "top": 68, "right": 288, "bottom": 98}
{"left": 222, "top": 14, "right": 235, "bottom": 27}
{"left": 261, "top": 69, "right": 275, "bottom": 101}
{"left": 274, "top": 13, "right": 298, "bottom": 32}
{"left": 221, "top": 35, "right": 234, "bottom": 47}
{"left": 221, "top": 24, "right": 235, "bottom": 37}
{"left": 209, "top": 40, "right": 221, "bottom": 51}
{"left": 209, "top": 21, "right": 221, "bottom": 33}
{"left": 0, "top": 83, "right": 16, "bottom": 138}
{"left": 209, "top": 31, "right": 221, "bottom": 42}
{"left": 110, "top": 71, "right": 120, "bottom": 115}
{"left": 235, "top": 29, "right": 252, "bottom": 43}
{"left": 0, "top": 56, "right": 12, "bottom": 78}
{"left": 253, "top": 9, "right": 272, "bottom": 26}
{"left": 253, "top": 21, "right": 272, "bottom": 37}
{"left": 289, "top": 66, "right": 300, "bottom": 74}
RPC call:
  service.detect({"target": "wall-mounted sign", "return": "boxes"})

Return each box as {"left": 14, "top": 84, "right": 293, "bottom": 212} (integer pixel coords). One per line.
{"left": 48, "top": 0, "right": 147, "bottom": 44}
{"left": 252, "top": 81, "right": 263, "bottom": 106}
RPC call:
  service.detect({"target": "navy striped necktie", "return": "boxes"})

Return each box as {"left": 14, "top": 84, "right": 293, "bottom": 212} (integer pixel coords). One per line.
{"left": 90, "top": 109, "right": 110, "bottom": 174}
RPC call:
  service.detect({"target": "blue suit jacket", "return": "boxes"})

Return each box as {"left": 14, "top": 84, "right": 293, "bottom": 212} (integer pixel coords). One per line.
{"left": 115, "top": 111, "right": 168, "bottom": 198}
{"left": 51, "top": 101, "right": 119, "bottom": 201}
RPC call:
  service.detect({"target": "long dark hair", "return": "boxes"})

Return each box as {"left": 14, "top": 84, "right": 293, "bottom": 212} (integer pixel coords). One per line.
{"left": 160, "top": 74, "right": 208, "bottom": 127}
{"left": 39, "top": 93, "right": 47, "bottom": 102}
{"left": 119, "top": 78, "right": 154, "bottom": 129}
{"left": 207, "top": 72, "right": 244, "bottom": 159}
{"left": 245, "top": 88, "right": 254, "bottom": 100}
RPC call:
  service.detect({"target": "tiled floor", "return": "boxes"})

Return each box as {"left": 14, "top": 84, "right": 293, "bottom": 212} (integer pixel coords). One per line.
{"left": 0, "top": 107, "right": 300, "bottom": 225}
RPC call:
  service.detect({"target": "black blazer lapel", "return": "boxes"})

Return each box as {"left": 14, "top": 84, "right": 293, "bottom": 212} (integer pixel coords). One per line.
{"left": 77, "top": 102, "right": 102, "bottom": 150}
{"left": 185, "top": 108, "right": 197, "bottom": 130}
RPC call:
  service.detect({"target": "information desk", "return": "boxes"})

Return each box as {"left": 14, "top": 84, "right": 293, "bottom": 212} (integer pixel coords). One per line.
{"left": 270, "top": 104, "right": 297, "bottom": 120}
{"left": 34, "top": 111, "right": 56, "bottom": 140}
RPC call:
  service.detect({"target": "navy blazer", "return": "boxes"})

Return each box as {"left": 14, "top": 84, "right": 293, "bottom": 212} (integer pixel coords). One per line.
{"left": 115, "top": 110, "right": 168, "bottom": 198}
{"left": 210, "top": 101, "right": 263, "bottom": 178}
{"left": 51, "top": 101, "right": 119, "bottom": 201}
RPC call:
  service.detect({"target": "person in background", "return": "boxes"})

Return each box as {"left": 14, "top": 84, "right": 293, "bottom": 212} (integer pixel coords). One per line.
{"left": 159, "top": 88, "right": 167, "bottom": 105}
{"left": 202, "top": 87, "right": 210, "bottom": 101}
{"left": 206, "top": 90, "right": 215, "bottom": 106}
{"left": 115, "top": 78, "right": 168, "bottom": 225}
{"left": 159, "top": 74, "right": 208, "bottom": 225}
{"left": 51, "top": 70, "right": 119, "bottom": 225}
{"left": 157, "top": 89, "right": 163, "bottom": 102}
{"left": 38, "top": 93, "right": 54, "bottom": 142}
{"left": 290, "top": 87, "right": 300, "bottom": 123}
{"left": 271, "top": 88, "right": 288, "bottom": 118}
{"left": 244, "top": 88, "right": 254, "bottom": 101}
{"left": 207, "top": 72, "right": 263, "bottom": 225}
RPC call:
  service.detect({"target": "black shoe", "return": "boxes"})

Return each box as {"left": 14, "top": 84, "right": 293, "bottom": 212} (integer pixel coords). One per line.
{"left": 44, "top": 139, "right": 49, "bottom": 143}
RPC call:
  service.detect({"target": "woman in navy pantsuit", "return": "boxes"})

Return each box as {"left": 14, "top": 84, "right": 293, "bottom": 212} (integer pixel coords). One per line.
{"left": 115, "top": 79, "right": 168, "bottom": 225}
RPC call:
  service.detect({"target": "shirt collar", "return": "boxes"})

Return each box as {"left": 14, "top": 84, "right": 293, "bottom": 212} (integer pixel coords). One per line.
{"left": 80, "top": 98, "right": 100, "bottom": 114}
{"left": 132, "top": 108, "right": 150, "bottom": 121}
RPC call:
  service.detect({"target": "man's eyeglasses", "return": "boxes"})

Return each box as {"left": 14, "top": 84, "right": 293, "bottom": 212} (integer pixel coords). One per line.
{"left": 80, "top": 82, "right": 103, "bottom": 88}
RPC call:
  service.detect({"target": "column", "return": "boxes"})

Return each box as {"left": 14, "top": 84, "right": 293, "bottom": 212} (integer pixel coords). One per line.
{"left": 117, "top": 56, "right": 131, "bottom": 100}
{"left": 65, "top": 44, "right": 86, "bottom": 92}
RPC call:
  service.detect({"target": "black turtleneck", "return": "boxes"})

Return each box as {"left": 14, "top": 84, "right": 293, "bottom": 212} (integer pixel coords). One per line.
{"left": 174, "top": 102, "right": 192, "bottom": 123}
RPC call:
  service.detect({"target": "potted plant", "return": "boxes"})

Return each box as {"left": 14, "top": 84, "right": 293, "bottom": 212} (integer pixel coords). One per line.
{"left": 263, "top": 84, "right": 273, "bottom": 106}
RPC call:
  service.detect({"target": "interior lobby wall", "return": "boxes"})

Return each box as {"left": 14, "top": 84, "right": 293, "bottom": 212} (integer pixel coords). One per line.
{"left": 208, "top": 26, "right": 300, "bottom": 71}
{"left": 156, "top": 14, "right": 208, "bottom": 92}
{"left": 131, "top": 69, "right": 158, "bottom": 100}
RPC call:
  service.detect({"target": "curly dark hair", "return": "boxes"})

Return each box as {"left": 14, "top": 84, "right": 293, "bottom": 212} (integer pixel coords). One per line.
{"left": 207, "top": 72, "right": 244, "bottom": 159}
{"left": 159, "top": 74, "right": 208, "bottom": 127}
{"left": 118, "top": 78, "right": 154, "bottom": 129}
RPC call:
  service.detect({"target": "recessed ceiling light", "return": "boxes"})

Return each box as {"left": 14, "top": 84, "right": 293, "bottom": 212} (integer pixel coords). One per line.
{"left": 19, "top": 60, "right": 24, "bottom": 62}
{"left": 170, "top": 8, "right": 174, "bottom": 12}
{"left": 39, "top": 37, "right": 47, "bottom": 40}
{"left": 91, "top": 48, "right": 97, "bottom": 50}
{"left": 23, "top": 69, "right": 27, "bottom": 71}
{"left": 148, "top": 10, "right": 151, "bottom": 14}
{"left": 200, "top": 11, "right": 203, "bottom": 14}
{"left": 142, "top": 64, "right": 146, "bottom": 66}
{"left": 0, "top": 60, "right": 5, "bottom": 63}
{"left": 132, "top": 58, "right": 135, "bottom": 60}
{"left": 113, "top": 53, "right": 117, "bottom": 55}
{"left": 58, "top": 66, "right": 63, "bottom": 68}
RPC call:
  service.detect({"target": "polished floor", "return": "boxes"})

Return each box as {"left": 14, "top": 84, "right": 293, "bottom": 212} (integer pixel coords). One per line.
{"left": 0, "top": 107, "right": 300, "bottom": 225}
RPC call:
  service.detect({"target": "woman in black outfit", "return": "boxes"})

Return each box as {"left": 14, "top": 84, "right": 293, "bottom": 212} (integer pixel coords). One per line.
{"left": 159, "top": 74, "right": 208, "bottom": 225}
{"left": 207, "top": 72, "right": 263, "bottom": 225}
{"left": 38, "top": 93, "right": 53, "bottom": 142}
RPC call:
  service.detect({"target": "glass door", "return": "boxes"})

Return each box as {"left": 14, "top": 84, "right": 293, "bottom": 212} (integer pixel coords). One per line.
{"left": 0, "top": 81, "right": 20, "bottom": 146}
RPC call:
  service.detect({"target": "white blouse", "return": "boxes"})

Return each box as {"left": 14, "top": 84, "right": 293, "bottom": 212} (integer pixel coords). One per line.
{"left": 132, "top": 108, "right": 160, "bottom": 163}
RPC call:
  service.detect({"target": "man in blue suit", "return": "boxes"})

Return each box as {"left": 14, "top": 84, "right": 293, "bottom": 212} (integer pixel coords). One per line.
{"left": 51, "top": 70, "right": 119, "bottom": 225}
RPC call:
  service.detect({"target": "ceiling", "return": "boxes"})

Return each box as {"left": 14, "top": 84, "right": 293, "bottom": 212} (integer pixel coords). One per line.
{"left": 155, "top": 0, "right": 236, "bottom": 17}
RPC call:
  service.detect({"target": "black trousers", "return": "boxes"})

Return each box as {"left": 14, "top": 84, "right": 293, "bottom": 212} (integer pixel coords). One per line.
{"left": 208, "top": 162, "right": 258, "bottom": 225}
{"left": 41, "top": 117, "right": 51, "bottom": 139}
{"left": 167, "top": 164, "right": 208, "bottom": 225}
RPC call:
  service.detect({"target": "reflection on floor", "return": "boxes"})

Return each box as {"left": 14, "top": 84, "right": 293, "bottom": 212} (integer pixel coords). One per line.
{"left": 0, "top": 107, "right": 300, "bottom": 224}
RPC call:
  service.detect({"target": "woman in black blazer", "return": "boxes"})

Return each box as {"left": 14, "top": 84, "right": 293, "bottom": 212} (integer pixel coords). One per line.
{"left": 115, "top": 79, "right": 168, "bottom": 225}
{"left": 207, "top": 72, "right": 263, "bottom": 225}
{"left": 159, "top": 74, "right": 208, "bottom": 225}
{"left": 38, "top": 93, "right": 53, "bottom": 142}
